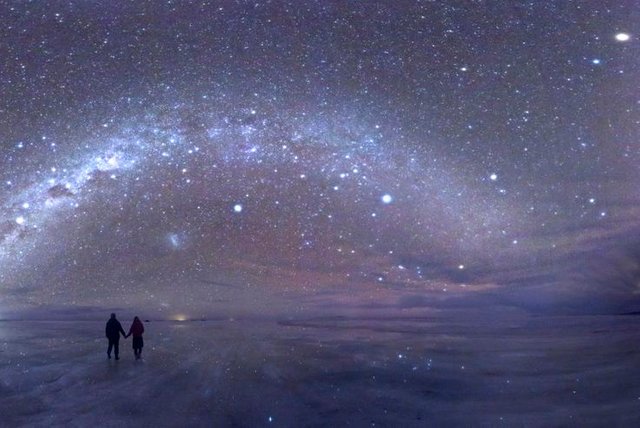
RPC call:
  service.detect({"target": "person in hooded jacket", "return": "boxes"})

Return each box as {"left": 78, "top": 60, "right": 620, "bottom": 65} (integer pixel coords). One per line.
{"left": 126, "top": 316, "right": 145, "bottom": 360}
{"left": 105, "top": 313, "right": 127, "bottom": 360}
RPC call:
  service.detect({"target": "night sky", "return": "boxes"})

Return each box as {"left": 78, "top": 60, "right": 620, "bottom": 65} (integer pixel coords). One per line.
{"left": 1, "top": 1, "right": 639, "bottom": 318}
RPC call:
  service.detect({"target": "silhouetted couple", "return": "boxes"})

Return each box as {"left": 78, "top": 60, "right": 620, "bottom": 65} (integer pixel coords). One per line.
{"left": 105, "top": 313, "right": 145, "bottom": 360}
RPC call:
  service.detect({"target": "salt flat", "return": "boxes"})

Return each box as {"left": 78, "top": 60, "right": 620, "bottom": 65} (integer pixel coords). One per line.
{"left": 1, "top": 314, "right": 639, "bottom": 427}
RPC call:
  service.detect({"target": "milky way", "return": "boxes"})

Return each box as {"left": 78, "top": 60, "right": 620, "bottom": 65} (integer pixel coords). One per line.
{"left": 1, "top": 1, "right": 639, "bottom": 317}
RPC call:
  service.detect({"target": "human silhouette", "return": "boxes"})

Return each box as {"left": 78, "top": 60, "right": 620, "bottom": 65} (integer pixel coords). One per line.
{"left": 105, "top": 313, "right": 127, "bottom": 360}
{"left": 126, "top": 316, "right": 145, "bottom": 360}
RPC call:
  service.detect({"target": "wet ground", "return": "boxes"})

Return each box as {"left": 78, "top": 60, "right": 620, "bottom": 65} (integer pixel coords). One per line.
{"left": 1, "top": 314, "right": 639, "bottom": 426}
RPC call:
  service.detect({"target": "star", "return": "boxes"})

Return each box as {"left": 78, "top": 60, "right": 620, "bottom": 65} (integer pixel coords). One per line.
{"left": 615, "top": 32, "right": 630, "bottom": 42}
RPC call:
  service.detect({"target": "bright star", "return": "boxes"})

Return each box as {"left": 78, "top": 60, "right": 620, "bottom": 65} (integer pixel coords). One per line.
{"left": 381, "top": 194, "right": 393, "bottom": 204}
{"left": 490, "top": 173, "right": 498, "bottom": 181}
{"left": 233, "top": 204, "right": 243, "bottom": 213}
{"left": 15, "top": 216, "right": 25, "bottom": 225}
{"left": 615, "top": 33, "right": 630, "bottom": 42}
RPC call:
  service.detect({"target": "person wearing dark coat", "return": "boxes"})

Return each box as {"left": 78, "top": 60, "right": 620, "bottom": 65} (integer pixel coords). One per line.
{"left": 126, "top": 316, "right": 145, "bottom": 360}
{"left": 105, "top": 313, "right": 127, "bottom": 360}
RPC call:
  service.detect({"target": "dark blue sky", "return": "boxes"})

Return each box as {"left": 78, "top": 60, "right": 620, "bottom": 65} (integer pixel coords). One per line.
{"left": 1, "top": 1, "right": 639, "bottom": 317}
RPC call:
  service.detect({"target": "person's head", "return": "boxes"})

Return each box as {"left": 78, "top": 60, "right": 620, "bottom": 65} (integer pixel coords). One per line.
{"left": 110, "top": 313, "right": 116, "bottom": 319}
{"left": 134, "top": 316, "right": 140, "bottom": 322}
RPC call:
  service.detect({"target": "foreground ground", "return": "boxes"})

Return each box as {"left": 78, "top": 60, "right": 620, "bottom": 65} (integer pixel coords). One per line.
{"left": 1, "top": 313, "right": 639, "bottom": 426}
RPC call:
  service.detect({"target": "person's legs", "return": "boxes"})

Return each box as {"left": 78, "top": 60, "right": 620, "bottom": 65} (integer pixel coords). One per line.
{"left": 107, "top": 340, "right": 113, "bottom": 358}
{"left": 132, "top": 337, "right": 143, "bottom": 359}
{"left": 114, "top": 339, "right": 120, "bottom": 360}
